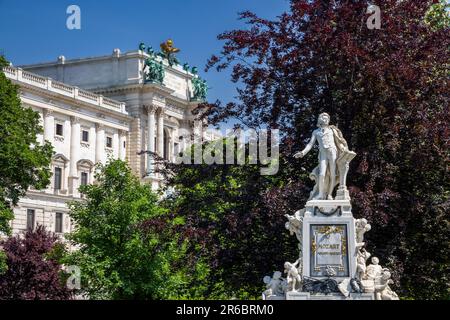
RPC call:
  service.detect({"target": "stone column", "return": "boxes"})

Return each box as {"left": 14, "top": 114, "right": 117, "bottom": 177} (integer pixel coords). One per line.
{"left": 113, "top": 131, "right": 120, "bottom": 159}
{"left": 146, "top": 106, "right": 156, "bottom": 175}
{"left": 95, "top": 123, "right": 105, "bottom": 164}
{"left": 43, "top": 109, "right": 54, "bottom": 142}
{"left": 157, "top": 108, "right": 164, "bottom": 157}
{"left": 69, "top": 117, "right": 80, "bottom": 176}
{"left": 68, "top": 116, "right": 80, "bottom": 195}
{"left": 119, "top": 130, "right": 126, "bottom": 161}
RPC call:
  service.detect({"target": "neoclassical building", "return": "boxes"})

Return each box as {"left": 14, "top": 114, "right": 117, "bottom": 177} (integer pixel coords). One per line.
{"left": 3, "top": 44, "right": 219, "bottom": 236}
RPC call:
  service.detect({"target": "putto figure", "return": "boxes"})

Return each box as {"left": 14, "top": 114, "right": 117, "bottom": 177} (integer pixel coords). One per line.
{"left": 294, "top": 113, "right": 356, "bottom": 200}
{"left": 355, "top": 218, "right": 372, "bottom": 246}
{"left": 262, "top": 271, "right": 286, "bottom": 297}
{"left": 284, "top": 259, "right": 302, "bottom": 292}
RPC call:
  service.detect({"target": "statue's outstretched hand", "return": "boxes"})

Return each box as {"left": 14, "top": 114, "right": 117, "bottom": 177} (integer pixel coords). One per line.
{"left": 294, "top": 151, "right": 304, "bottom": 159}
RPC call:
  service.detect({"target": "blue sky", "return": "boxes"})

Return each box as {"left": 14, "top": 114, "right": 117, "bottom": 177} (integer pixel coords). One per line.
{"left": 0, "top": 0, "right": 290, "bottom": 105}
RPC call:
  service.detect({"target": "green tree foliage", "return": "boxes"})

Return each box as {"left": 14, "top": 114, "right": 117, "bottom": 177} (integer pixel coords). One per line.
{"left": 65, "top": 160, "right": 196, "bottom": 299}
{"left": 0, "top": 56, "right": 53, "bottom": 235}
{"left": 0, "top": 251, "right": 7, "bottom": 275}
{"left": 425, "top": 0, "right": 450, "bottom": 30}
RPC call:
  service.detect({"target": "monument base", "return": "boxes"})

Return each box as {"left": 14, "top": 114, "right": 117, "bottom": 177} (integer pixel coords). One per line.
{"left": 286, "top": 292, "right": 374, "bottom": 300}
{"left": 263, "top": 292, "right": 375, "bottom": 300}
{"left": 262, "top": 198, "right": 400, "bottom": 300}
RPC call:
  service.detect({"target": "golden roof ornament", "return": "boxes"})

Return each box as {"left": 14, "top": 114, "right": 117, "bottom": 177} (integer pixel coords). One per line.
{"left": 160, "top": 39, "right": 180, "bottom": 55}
{"left": 159, "top": 39, "right": 180, "bottom": 67}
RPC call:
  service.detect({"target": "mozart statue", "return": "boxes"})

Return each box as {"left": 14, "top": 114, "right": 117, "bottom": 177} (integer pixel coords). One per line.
{"left": 294, "top": 113, "right": 356, "bottom": 200}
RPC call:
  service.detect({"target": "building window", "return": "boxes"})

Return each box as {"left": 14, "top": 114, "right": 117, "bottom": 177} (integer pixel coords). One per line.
{"left": 54, "top": 167, "right": 62, "bottom": 190}
{"left": 123, "top": 141, "right": 126, "bottom": 149}
{"left": 106, "top": 136, "right": 113, "bottom": 148}
{"left": 55, "top": 212, "right": 63, "bottom": 233}
{"left": 82, "top": 130, "right": 89, "bottom": 142}
{"left": 80, "top": 172, "right": 88, "bottom": 186}
{"left": 55, "top": 123, "right": 64, "bottom": 136}
{"left": 26, "top": 209, "right": 35, "bottom": 230}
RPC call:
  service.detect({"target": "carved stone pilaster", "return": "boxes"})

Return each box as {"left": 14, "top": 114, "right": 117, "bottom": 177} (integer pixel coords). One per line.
{"left": 95, "top": 123, "right": 106, "bottom": 164}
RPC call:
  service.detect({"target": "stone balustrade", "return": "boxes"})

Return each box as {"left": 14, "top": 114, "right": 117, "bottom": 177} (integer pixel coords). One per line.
{"left": 2, "top": 66, "right": 126, "bottom": 114}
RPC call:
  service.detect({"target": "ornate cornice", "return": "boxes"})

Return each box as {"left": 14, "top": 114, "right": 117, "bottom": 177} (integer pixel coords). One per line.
{"left": 166, "top": 103, "right": 184, "bottom": 116}
{"left": 93, "top": 83, "right": 175, "bottom": 97}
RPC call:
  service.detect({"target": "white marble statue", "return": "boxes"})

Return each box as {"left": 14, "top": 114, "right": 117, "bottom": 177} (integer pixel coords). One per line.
{"left": 356, "top": 248, "right": 371, "bottom": 280}
{"left": 263, "top": 271, "right": 285, "bottom": 297}
{"left": 359, "top": 257, "right": 400, "bottom": 299}
{"left": 285, "top": 210, "right": 304, "bottom": 242}
{"left": 294, "top": 113, "right": 356, "bottom": 200}
{"left": 374, "top": 270, "right": 399, "bottom": 300}
{"left": 355, "top": 218, "right": 372, "bottom": 246}
{"left": 284, "top": 259, "right": 302, "bottom": 292}
{"left": 364, "top": 257, "right": 383, "bottom": 280}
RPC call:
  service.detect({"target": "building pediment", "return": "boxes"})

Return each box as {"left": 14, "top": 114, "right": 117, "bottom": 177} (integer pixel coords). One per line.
{"left": 53, "top": 153, "right": 70, "bottom": 163}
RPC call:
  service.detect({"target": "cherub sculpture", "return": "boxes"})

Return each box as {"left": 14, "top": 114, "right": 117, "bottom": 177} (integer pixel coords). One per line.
{"left": 284, "top": 259, "right": 302, "bottom": 292}
{"left": 374, "top": 270, "right": 399, "bottom": 300}
{"left": 285, "top": 210, "right": 304, "bottom": 242}
{"left": 356, "top": 248, "right": 371, "bottom": 280}
{"left": 262, "top": 271, "right": 285, "bottom": 297}
{"left": 355, "top": 218, "right": 371, "bottom": 246}
{"left": 365, "top": 257, "right": 383, "bottom": 280}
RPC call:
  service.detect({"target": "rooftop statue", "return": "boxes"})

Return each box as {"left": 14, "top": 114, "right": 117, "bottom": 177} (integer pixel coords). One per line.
{"left": 143, "top": 53, "right": 165, "bottom": 85}
{"left": 294, "top": 113, "right": 356, "bottom": 200}
{"left": 192, "top": 76, "right": 208, "bottom": 102}
{"left": 160, "top": 39, "right": 180, "bottom": 67}
{"left": 160, "top": 39, "right": 180, "bottom": 55}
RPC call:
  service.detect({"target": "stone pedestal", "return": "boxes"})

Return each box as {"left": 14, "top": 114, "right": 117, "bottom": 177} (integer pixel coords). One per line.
{"left": 261, "top": 198, "right": 396, "bottom": 301}
{"left": 335, "top": 186, "right": 350, "bottom": 201}
{"left": 302, "top": 199, "right": 357, "bottom": 281}
{"left": 286, "top": 292, "right": 374, "bottom": 300}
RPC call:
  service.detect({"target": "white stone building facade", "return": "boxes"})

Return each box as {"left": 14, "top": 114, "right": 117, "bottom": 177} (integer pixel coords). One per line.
{"left": 3, "top": 47, "right": 218, "bottom": 237}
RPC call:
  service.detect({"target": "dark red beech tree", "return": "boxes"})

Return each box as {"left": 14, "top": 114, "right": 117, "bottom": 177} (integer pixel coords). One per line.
{"left": 168, "top": 0, "right": 449, "bottom": 299}
{"left": 0, "top": 226, "right": 72, "bottom": 300}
